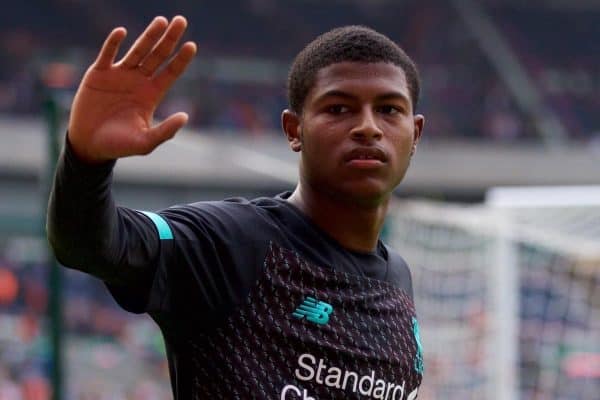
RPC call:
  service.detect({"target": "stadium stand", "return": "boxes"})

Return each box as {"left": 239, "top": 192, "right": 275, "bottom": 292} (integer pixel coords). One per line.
{"left": 0, "top": 0, "right": 573, "bottom": 141}
{"left": 488, "top": 3, "right": 600, "bottom": 140}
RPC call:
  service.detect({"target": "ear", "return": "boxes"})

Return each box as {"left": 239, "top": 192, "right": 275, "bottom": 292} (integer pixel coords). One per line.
{"left": 282, "top": 109, "right": 302, "bottom": 152}
{"left": 411, "top": 114, "right": 425, "bottom": 156}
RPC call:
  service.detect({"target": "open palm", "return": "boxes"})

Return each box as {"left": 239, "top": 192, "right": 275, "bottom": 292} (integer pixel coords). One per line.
{"left": 68, "top": 16, "right": 197, "bottom": 163}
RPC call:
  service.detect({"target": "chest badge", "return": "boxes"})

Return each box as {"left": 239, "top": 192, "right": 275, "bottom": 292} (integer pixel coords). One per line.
{"left": 292, "top": 297, "right": 333, "bottom": 325}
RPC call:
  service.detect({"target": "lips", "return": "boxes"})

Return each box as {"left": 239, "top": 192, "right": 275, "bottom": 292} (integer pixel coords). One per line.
{"left": 344, "top": 147, "right": 388, "bottom": 163}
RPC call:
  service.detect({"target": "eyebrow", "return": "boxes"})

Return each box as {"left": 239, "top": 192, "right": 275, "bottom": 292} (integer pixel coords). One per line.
{"left": 315, "top": 89, "right": 410, "bottom": 104}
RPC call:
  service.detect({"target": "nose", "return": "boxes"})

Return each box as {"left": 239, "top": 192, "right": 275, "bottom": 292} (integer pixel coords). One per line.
{"left": 350, "top": 107, "right": 383, "bottom": 142}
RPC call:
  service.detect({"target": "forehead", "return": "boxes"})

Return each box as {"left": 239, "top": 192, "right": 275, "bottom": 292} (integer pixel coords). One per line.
{"left": 309, "top": 61, "right": 409, "bottom": 102}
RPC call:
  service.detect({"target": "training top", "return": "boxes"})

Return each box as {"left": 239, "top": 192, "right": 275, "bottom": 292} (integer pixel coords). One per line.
{"left": 47, "top": 139, "right": 424, "bottom": 400}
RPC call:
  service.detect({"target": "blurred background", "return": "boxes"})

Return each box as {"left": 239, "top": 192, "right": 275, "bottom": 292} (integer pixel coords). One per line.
{"left": 0, "top": 0, "right": 598, "bottom": 399}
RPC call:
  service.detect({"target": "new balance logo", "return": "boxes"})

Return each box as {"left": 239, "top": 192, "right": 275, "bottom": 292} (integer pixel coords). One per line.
{"left": 292, "top": 297, "right": 333, "bottom": 325}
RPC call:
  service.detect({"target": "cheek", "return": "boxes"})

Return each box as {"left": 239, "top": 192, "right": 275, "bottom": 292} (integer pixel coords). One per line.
{"left": 303, "top": 142, "right": 338, "bottom": 171}
{"left": 389, "top": 128, "right": 415, "bottom": 154}
{"left": 301, "top": 123, "right": 343, "bottom": 154}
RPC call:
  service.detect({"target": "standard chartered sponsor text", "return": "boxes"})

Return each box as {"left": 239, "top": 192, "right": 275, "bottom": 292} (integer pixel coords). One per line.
{"left": 280, "top": 353, "right": 418, "bottom": 399}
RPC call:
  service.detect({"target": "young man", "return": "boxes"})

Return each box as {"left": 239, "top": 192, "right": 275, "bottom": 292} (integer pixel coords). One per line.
{"left": 47, "top": 15, "right": 425, "bottom": 399}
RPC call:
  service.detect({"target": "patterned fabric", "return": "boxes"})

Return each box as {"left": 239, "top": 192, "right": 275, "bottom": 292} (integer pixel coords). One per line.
{"left": 189, "top": 243, "right": 422, "bottom": 399}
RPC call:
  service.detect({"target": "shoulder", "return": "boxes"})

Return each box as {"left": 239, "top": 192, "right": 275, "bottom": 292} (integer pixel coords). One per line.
{"left": 155, "top": 196, "right": 285, "bottom": 240}
{"left": 161, "top": 196, "right": 275, "bottom": 221}
{"left": 384, "top": 244, "right": 414, "bottom": 300}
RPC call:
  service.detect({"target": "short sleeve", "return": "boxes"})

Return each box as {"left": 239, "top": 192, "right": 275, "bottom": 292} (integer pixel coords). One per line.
{"left": 105, "top": 209, "right": 176, "bottom": 313}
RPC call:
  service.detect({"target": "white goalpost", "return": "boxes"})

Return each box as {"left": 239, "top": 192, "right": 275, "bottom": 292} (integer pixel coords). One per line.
{"left": 388, "top": 186, "right": 600, "bottom": 400}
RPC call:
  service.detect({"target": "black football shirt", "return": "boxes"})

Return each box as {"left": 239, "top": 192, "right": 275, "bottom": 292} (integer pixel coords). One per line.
{"left": 47, "top": 140, "right": 424, "bottom": 399}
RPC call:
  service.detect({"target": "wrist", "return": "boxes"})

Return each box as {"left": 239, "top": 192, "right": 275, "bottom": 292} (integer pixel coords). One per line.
{"left": 65, "top": 133, "right": 116, "bottom": 169}
{"left": 66, "top": 131, "right": 113, "bottom": 165}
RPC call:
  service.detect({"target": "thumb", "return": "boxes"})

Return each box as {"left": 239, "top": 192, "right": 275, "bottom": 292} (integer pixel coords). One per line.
{"left": 144, "top": 112, "right": 189, "bottom": 152}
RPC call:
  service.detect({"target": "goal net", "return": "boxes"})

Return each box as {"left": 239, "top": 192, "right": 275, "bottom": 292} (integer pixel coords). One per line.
{"left": 388, "top": 186, "right": 600, "bottom": 400}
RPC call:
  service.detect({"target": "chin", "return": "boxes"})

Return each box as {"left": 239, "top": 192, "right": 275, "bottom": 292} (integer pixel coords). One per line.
{"left": 334, "top": 181, "right": 393, "bottom": 207}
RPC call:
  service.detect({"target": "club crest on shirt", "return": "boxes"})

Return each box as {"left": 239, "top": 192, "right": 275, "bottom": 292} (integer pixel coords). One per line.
{"left": 412, "top": 317, "right": 424, "bottom": 375}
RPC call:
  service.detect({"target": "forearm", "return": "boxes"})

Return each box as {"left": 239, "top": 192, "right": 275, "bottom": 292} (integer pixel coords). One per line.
{"left": 46, "top": 136, "right": 158, "bottom": 283}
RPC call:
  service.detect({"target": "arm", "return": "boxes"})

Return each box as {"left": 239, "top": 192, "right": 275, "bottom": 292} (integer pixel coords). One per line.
{"left": 46, "top": 16, "right": 196, "bottom": 283}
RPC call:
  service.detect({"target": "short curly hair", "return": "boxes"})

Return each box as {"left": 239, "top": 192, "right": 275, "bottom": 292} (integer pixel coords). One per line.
{"left": 287, "top": 25, "right": 420, "bottom": 114}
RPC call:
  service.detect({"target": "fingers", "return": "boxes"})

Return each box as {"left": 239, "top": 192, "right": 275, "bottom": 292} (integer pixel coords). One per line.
{"left": 138, "top": 16, "right": 188, "bottom": 77}
{"left": 153, "top": 41, "right": 197, "bottom": 95}
{"left": 120, "top": 16, "right": 169, "bottom": 69}
{"left": 142, "top": 112, "right": 189, "bottom": 153}
{"left": 94, "top": 28, "right": 127, "bottom": 70}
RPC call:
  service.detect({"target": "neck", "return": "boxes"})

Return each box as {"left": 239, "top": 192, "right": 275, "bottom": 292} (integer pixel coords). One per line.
{"left": 287, "top": 183, "right": 390, "bottom": 253}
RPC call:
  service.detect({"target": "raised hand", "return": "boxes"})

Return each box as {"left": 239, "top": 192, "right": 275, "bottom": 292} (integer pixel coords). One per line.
{"left": 68, "top": 16, "right": 197, "bottom": 163}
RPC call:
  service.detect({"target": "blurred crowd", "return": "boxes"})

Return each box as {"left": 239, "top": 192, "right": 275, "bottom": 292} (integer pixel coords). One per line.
{"left": 0, "top": 0, "right": 597, "bottom": 142}
{"left": 0, "top": 238, "right": 171, "bottom": 399}
{"left": 489, "top": 3, "right": 600, "bottom": 141}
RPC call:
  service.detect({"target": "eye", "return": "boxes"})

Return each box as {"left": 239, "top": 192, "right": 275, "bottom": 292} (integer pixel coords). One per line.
{"left": 327, "top": 104, "right": 350, "bottom": 114}
{"left": 377, "top": 105, "right": 402, "bottom": 115}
